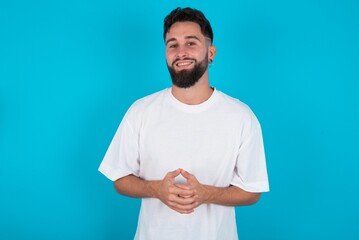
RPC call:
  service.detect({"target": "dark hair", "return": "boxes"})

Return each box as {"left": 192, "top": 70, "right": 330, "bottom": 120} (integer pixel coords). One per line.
{"left": 163, "top": 7, "right": 214, "bottom": 44}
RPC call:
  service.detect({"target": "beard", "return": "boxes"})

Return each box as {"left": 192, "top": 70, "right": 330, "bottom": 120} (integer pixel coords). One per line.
{"left": 167, "top": 55, "right": 209, "bottom": 89}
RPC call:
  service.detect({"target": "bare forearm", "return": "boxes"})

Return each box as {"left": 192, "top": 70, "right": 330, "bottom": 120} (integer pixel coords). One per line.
{"left": 114, "top": 170, "right": 198, "bottom": 214}
{"left": 178, "top": 170, "right": 261, "bottom": 207}
{"left": 114, "top": 174, "right": 160, "bottom": 199}
{"left": 114, "top": 172, "right": 260, "bottom": 209}
{"left": 203, "top": 185, "right": 261, "bottom": 206}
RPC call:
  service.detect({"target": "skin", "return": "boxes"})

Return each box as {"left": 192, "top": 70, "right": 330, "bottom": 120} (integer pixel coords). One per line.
{"left": 165, "top": 21, "right": 216, "bottom": 105}
{"left": 114, "top": 21, "right": 261, "bottom": 214}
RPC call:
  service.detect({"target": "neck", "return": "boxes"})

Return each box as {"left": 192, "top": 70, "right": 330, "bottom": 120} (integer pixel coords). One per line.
{"left": 171, "top": 72, "right": 213, "bottom": 105}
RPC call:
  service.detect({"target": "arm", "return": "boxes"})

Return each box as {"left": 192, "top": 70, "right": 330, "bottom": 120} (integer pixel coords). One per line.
{"left": 179, "top": 169, "right": 261, "bottom": 207}
{"left": 113, "top": 169, "right": 198, "bottom": 214}
{"left": 114, "top": 174, "right": 158, "bottom": 199}
{"left": 196, "top": 184, "right": 260, "bottom": 206}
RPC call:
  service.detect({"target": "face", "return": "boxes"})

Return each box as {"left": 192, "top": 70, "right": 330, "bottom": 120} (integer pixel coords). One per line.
{"left": 165, "top": 21, "right": 216, "bottom": 88}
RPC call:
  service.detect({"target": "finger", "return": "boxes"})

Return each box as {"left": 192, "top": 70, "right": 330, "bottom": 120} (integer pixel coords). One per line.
{"left": 170, "top": 185, "right": 194, "bottom": 197}
{"left": 168, "top": 196, "right": 198, "bottom": 211}
{"left": 170, "top": 203, "right": 198, "bottom": 214}
{"left": 180, "top": 169, "right": 193, "bottom": 180}
{"left": 170, "top": 207, "right": 194, "bottom": 214}
{"left": 170, "top": 195, "right": 197, "bottom": 206}
{"left": 168, "top": 192, "right": 195, "bottom": 204}
{"left": 166, "top": 168, "right": 181, "bottom": 179}
{"left": 174, "top": 183, "right": 192, "bottom": 190}
{"left": 178, "top": 194, "right": 193, "bottom": 199}
{"left": 175, "top": 185, "right": 195, "bottom": 198}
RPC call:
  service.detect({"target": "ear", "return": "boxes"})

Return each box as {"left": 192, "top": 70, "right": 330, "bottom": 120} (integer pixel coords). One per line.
{"left": 208, "top": 45, "right": 217, "bottom": 62}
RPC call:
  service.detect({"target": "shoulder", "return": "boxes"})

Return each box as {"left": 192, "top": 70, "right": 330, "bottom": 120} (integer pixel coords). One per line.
{"left": 215, "top": 90, "right": 262, "bottom": 130}
{"left": 215, "top": 90, "right": 255, "bottom": 117}
{"left": 132, "top": 88, "right": 167, "bottom": 105}
{"left": 123, "top": 88, "right": 169, "bottom": 121}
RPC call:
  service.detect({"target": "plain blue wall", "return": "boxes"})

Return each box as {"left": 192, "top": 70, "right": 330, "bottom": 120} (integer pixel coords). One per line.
{"left": 1, "top": 0, "right": 358, "bottom": 239}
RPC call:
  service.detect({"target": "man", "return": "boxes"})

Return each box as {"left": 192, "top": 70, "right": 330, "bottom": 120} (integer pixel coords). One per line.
{"left": 99, "top": 7, "right": 269, "bottom": 240}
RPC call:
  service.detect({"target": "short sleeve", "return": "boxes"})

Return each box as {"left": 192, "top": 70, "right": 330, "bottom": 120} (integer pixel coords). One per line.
{"left": 230, "top": 115, "right": 269, "bottom": 193}
{"left": 98, "top": 116, "right": 140, "bottom": 181}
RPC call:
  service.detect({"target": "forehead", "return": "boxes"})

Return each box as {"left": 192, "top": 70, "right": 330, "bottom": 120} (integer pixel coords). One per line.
{"left": 165, "top": 21, "right": 203, "bottom": 40}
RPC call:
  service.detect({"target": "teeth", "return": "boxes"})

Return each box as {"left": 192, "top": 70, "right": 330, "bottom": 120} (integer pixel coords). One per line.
{"left": 177, "top": 62, "right": 192, "bottom": 67}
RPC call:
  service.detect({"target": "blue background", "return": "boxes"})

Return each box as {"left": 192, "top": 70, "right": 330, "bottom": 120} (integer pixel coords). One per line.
{"left": 1, "top": 0, "right": 358, "bottom": 239}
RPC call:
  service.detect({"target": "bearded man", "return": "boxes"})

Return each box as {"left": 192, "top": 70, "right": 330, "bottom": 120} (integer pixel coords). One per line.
{"left": 99, "top": 7, "right": 269, "bottom": 240}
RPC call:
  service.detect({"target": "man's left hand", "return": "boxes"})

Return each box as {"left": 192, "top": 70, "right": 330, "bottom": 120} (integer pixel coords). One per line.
{"left": 176, "top": 169, "right": 211, "bottom": 208}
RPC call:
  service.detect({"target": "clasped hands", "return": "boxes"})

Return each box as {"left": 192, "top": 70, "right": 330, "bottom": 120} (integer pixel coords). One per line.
{"left": 157, "top": 168, "right": 210, "bottom": 214}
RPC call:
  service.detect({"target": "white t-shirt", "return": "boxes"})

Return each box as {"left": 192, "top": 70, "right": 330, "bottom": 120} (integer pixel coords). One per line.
{"left": 99, "top": 88, "right": 269, "bottom": 240}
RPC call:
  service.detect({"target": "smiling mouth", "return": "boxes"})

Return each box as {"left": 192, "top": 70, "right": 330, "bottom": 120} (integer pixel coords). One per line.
{"left": 173, "top": 59, "right": 196, "bottom": 68}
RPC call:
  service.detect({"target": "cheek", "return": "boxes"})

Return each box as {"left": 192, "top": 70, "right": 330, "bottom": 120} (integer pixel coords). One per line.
{"left": 200, "top": 52, "right": 209, "bottom": 60}
{"left": 165, "top": 52, "right": 175, "bottom": 64}
{"left": 191, "top": 48, "right": 207, "bottom": 60}
{"left": 165, "top": 56, "right": 171, "bottom": 65}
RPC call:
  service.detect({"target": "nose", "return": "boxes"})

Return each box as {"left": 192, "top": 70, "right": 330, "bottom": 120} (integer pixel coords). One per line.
{"left": 175, "top": 45, "right": 188, "bottom": 59}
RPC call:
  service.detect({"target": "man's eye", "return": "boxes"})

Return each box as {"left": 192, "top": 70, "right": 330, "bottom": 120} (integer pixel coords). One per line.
{"left": 169, "top": 44, "right": 178, "bottom": 48}
{"left": 186, "top": 42, "right": 195, "bottom": 46}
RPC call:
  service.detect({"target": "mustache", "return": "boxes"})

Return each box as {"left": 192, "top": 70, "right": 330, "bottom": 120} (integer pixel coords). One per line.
{"left": 172, "top": 57, "right": 197, "bottom": 66}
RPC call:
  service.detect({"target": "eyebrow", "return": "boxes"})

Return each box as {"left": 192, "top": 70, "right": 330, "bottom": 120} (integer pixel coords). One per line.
{"left": 165, "top": 35, "right": 201, "bottom": 45}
